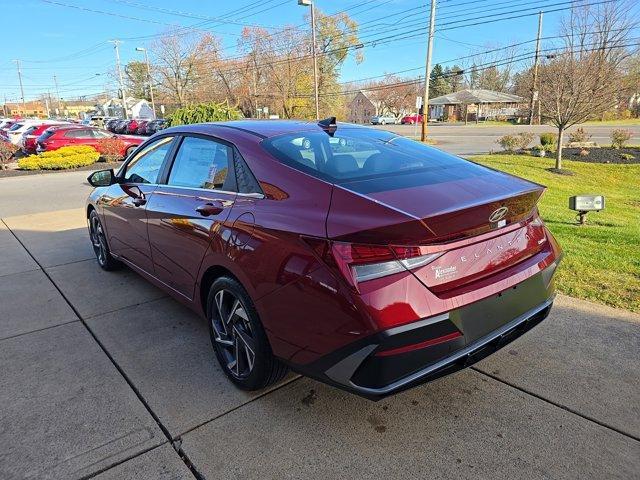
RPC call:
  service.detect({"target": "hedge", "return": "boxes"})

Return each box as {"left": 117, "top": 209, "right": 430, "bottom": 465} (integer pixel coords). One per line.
{"left": 18, "top": 145, "right": 100, "bottom": 171}
{"left": 167, "top": 101, "right": 243, "bottom": 127}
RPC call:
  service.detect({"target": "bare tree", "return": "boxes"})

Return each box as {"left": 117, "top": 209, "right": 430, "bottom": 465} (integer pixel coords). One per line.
{"left": 539, "top": 1, "right": 636, "bottom": 170}
{"left": 151, "top": 33, "right": 220, "bottom": 107}
{"left": 365, "top": 75, "right": 416, "bottom": 118}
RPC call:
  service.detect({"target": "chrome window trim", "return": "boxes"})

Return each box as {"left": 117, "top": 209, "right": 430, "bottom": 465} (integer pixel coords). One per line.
{"left": 155, "top": 183, "right": 265, "bottom": 199}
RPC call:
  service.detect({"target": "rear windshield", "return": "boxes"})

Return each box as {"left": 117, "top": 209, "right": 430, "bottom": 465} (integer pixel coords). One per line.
{"left": 261, "top": 128, "right": 486, "bottom": 184}
{"left": 8, "top": 123, "right": 23, "bottom": 131}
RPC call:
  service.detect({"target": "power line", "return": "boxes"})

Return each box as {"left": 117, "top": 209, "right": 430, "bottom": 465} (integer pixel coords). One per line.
{"left": 307, "top": 39, "right": 640, "bottom": 98}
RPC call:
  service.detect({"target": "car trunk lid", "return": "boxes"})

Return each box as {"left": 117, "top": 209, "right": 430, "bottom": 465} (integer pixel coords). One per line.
{"left": 328, "top": 166, "right": 544, "bottom": 244}
{"left": 326, "top": 165, "right": 547, "bottom": 292}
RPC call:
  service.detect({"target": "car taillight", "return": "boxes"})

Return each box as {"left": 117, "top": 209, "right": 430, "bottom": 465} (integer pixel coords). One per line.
{"left": 304, "top": 238, "right": 442, "bottom": 289}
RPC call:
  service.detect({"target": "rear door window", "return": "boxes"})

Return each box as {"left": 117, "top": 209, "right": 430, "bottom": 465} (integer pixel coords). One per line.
{"left": 167, "top": 136, "right": 233, "bottom": 191}
{"left": 65, "top": 129, "right": 92, "bottom": 138}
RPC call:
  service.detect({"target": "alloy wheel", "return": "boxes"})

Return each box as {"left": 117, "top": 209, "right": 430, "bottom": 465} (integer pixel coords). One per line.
{"left": 211, "top": 289, "right": 256, "bottom": 379}
{"left": 90, "top": 215, "right": 107, "bottom": 266}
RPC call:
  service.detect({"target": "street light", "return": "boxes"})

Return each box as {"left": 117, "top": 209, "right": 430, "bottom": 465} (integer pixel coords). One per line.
{"left": 298, "top": 0, "right": 320, "bottom": 119}
{"left": 135, "top": 47, "right": 157, "bottom": 118}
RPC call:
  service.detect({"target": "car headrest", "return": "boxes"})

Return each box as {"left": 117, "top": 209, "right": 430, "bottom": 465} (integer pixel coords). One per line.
{"left": 326, "top": 154, "right": 359, "bottom": 177}
{"left": 362, "top": 152, "right": 393, "bottom": 174}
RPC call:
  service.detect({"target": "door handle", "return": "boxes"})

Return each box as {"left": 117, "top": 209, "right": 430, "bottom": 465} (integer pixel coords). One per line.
{"left": 132, "top": 196, "right": 146, "bottom": 207}
{"left": 195, "top": 202, "right": 224, "bottom": 216}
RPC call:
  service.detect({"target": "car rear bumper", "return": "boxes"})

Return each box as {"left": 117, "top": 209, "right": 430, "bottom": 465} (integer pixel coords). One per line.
{"left": 291, "top": 259, "right": 559, "bottom": 400}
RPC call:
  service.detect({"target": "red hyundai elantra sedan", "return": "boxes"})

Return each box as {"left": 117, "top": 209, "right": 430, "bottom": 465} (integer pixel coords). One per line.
{"left": 86, "top": 119, "right": 561, "bottom": 399}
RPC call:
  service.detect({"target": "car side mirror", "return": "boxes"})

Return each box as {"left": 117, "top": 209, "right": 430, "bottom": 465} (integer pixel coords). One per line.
{"left": 88, "top": 169, "right": 115, "bottom": 187}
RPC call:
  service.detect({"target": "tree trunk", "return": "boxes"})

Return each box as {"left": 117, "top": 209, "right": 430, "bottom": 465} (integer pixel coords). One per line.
{"left": 556, "top": 126, "right": 564, "bottom": 170}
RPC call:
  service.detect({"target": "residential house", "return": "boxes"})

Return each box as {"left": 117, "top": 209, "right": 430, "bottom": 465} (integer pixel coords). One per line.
{"left": 428, "top": 89, "right": 525, "bottom": 122}
{"left": 346, "top": 91, "right": 378, "bottom": 124}
{"left": 99, "top": 97, "right": 155, "bottom": 120}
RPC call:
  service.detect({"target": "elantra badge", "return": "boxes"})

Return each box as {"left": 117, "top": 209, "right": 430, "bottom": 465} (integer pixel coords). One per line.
{"left": 489, "top": 206, "right": 509, "bottom": 223}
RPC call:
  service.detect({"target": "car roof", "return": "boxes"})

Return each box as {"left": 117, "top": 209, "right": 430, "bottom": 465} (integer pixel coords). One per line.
{"left": 164, "top": 119, "right": 367, "bottom": 139}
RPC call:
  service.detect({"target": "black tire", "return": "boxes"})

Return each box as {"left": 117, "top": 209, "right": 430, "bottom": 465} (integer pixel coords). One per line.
{"left": 88, "top": 210, "right": 121, "bottom": 271}
{"left": 206, "top": 276, "right": 288, "bottom": 390}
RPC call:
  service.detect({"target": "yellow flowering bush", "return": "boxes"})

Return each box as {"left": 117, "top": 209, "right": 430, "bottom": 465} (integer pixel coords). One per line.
{"left": 18, "top": 145, "right": 100, "bottom": 170}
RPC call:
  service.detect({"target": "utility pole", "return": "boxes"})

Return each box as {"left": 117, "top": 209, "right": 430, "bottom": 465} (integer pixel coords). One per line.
{"left": 45, "top": 91, "right": 50, "bottom": 117}
{"left": 110, "top": 40, "right": 128, "bottom": 119}
{"left": 529, "top": 11, "right": 543, "bottom": 125}
{"left": 14, "top": 60, "right": 26, "bottom": 114}
{"left": 135, "top": 47, "right": 156, "bottom": 118}
{"left": 53, "top": 74, "right": 61, "bottom": 115}
{"left": 421, "top": 0, "right": 437, "bottom": 142}
{"left": 298, "top": 0, "right": 320, "bottom": 119}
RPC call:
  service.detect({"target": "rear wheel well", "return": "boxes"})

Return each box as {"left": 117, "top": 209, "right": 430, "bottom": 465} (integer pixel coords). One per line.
{"left": 199, "top": 265, "right": 239, "bottom": 314}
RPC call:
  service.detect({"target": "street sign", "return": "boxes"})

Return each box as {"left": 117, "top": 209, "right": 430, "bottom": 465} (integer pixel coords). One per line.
{"left": 160, "top": 105, "right": 165, "bottom": 115}
{"left": 532, "top": 91, "right": 539, "bottom": 101}
{"left": 416, "top": 96, "right": 423, "bottom": 109}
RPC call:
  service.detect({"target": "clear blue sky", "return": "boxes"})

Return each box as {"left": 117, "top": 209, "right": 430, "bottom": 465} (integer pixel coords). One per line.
{"left": 0, "top": 0, "right": 635, "bottom": 103}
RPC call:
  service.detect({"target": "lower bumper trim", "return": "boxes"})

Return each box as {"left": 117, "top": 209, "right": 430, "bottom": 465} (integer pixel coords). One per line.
{"left": 350, "top": 296, "right": 553, "bottom": 399}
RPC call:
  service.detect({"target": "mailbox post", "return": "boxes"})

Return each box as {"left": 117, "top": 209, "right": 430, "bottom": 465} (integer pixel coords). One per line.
{"left": 569, "top": 195, "right": 605, "bottom": 225}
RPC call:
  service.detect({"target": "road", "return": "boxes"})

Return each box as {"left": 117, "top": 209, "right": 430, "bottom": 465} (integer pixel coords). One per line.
{"left": 0, "top": 127, "right": 638, "bottom": 478}
{"left": 373, "top": 123, "right": 640, "bottom": 155}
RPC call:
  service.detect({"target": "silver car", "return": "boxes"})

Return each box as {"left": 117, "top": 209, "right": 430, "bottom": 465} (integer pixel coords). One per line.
{"left": 370, "top": 115, "right": 398, "bottom": 125}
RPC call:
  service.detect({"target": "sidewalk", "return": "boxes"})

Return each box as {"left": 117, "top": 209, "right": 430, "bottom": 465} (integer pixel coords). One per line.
{"left": 0, "top": 208, "right": 638, "bottom": 479}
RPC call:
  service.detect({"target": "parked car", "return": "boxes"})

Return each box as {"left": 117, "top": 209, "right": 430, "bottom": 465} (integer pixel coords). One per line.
{"left": 112, "top": 120, "right": 129, "bottom": 134}
{"left": 370, "top": 115, "right": 398, "bottom": 125}
{"left": 5, "top": 120, "right": 61, "bottom": 145}
{"left": 135, "top": 120, "right": 149, "bottom": 135}
{"left": 125, "top": 119, "right": 143, "bottom": 135}
{"left": 144, "top": 119, "right": 167, "bottom": 135}
{"left": 21, "top": 123, "right": 67, "bottom": 154}
{"left": 0, "top": 119, "right": 24, "bottom": 141}
{"left": 400, "top": 114, "right": 423, "bottom": 124}
{"left": 85, "top": 119, "right": 562, "bottom": 400}
{"left": 37, "top": 125, "right": 143, "bottom": 157}
{"left": 105, "top": 119, "right": 120, "bottom": 132}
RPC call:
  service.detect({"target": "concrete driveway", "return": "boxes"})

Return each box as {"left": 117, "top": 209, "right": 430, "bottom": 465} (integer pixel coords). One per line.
{"left": 1, "top": 160, "right": 639, "bottom": 478}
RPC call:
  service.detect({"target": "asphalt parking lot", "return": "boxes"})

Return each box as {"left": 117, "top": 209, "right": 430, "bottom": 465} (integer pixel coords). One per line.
{"left": 1, "top": 144, "right": 639, "bottom": 478}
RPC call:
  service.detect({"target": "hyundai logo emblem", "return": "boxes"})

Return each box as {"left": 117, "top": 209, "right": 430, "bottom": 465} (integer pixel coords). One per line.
{"left": 489, "top": 206, "right": 509, "bottom": 223}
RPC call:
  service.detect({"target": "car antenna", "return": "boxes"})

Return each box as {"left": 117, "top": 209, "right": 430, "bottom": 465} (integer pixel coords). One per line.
{"left": 318, "top": 117, "right": 337, "bottom": 136}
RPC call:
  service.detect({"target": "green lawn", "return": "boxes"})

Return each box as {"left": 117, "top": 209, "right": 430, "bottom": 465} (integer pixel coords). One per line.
{"left": 470, "top": 154, "right": 640, "bottom": 313}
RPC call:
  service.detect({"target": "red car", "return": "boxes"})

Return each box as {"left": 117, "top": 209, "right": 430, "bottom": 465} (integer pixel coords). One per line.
{"left": 85, "top": 119, "right": 561, "bottom": 399}
{"left": 21, "top": 123, "right": 66, "bottom": 154}
{"left": 37, "top": 125, "right": 143, "bottom": 157}
{"left": 135, "top": 120, "right": 149, "bottom": 135}
{"left": 401, "top": 114, "right": 423, "bottom": 124}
